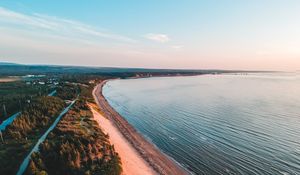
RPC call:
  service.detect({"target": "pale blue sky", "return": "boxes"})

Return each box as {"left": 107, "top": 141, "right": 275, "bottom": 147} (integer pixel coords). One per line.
{"left": 0, "top": 0, "right": 300, "bottom": 70}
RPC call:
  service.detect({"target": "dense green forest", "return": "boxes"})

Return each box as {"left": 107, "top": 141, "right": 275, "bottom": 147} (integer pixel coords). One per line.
{"left": 56, "top": 84, "right": 79, "bottom": 101}
{"left": 0, "top": 75, "right": 122, "bottom": 175}
{"left": 0, "top": 81, "right": 52, "bottom": 120}
{"left": 5, "top": 96, "right": 65, "bottom": 139}
{"left": 25, "top": 99, "right": 122, "bottom": 175}
{"left": 0, "top": 96, "right": 65, "bottom": 174}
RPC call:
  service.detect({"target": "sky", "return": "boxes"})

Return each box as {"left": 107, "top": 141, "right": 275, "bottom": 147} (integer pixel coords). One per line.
{"left": 0, "top": 0, "right": 300, "bottom": 71}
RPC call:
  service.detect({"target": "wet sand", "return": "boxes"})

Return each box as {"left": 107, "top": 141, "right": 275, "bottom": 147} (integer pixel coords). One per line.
{"left": 92, "top": 80, "right": 188, "bottom": 175}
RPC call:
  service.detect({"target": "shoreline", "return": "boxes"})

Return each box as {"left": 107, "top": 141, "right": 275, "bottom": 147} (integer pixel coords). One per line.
{"left": 90, "top": 104, "right": 157, "bottom": 175}
{"left": 92, "top": 80, "right": 188, "bottom": 175}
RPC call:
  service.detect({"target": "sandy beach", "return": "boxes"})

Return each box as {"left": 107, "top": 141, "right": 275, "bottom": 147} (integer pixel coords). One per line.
{"left": 92, "top": 80, "right": 188, "bottom": 175}
{"left": 90, "top": 106, "right": 157, "bottom": 175}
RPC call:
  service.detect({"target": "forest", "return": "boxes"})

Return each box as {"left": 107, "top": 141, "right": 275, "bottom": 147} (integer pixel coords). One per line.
{"left": 0, "top": 81, "right": 52, "bottom": 121}
{"left": 0, "top": 74, "right": 122, "bottom": 175}
{"left": 0, "top": 96, "right": 66, "bottom": 174}
{"left": 25, "top": 99, "right": 122, "bottom": 175}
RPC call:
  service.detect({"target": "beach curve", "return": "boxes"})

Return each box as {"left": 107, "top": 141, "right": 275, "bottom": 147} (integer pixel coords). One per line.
{"left": 92, "top": 80, "right": 188, "bottom": 175}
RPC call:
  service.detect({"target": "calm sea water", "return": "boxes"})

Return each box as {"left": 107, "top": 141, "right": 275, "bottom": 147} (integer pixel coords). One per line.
{"left": 103, "top": 73, "right": 300, "bottom": 175}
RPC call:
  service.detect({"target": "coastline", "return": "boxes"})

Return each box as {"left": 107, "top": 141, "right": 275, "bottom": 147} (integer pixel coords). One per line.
{"left": 92, "top": 80, "right": 188, "bottom": 175}
{"left": 90, "top": 104, "right": 157, "bottom": 175}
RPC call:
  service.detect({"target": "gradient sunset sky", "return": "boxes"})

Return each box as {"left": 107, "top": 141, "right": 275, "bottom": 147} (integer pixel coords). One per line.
{"left": 0, "top": 0, "right": 299, "bottom": 71}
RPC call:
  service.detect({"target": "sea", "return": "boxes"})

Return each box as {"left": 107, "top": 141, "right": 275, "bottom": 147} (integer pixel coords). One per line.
{"left": 103, "top": 73, "right": 300, "bottom": 175}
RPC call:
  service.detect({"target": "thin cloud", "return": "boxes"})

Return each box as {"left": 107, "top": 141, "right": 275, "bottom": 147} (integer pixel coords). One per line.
{"left": 144, "top": 33, "right": 170, "bottom": 43}
{"left": 0, "top": 7, "right": 136, "bottom": 43}
{"left": 0, "top": 6, "right": 182, "bottom": 68}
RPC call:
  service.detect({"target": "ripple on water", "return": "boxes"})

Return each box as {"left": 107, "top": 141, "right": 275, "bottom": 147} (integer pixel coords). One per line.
{"left": 103, "top": 74, "right": 300, "bottom": 175}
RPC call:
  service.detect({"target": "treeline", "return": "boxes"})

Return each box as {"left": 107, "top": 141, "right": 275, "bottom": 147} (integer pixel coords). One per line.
{"left": 0, "top": 96, "right": 65, "bottom": 175}
{"left": 56, "top": 75, "right": 99, "bottom": 102}
{"left": 59, "top": 74, "right": 105, "bottom": 85}
{"left": 25, "top": 100, "right": 122, "bottom": 175}
{"left": 5, "top": 96, "right": 65, "bottom": 139}
{"left": 0, "top": 75, "right": 122, "bottom": 175}
{"left": 56, "top": 84, "right": 79, "bottom": 100}
{"left": 0, "top": 81, "right": 51, "bottom": 120}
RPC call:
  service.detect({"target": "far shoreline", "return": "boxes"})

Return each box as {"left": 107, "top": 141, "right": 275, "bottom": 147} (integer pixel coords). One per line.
{"left": 93, "top": 78, "right": 189, "bottom": 175}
